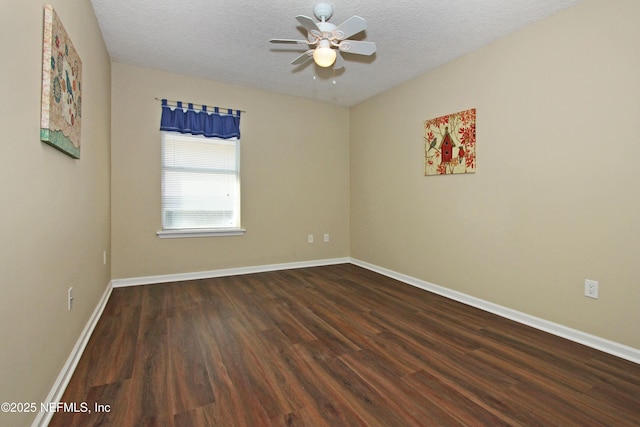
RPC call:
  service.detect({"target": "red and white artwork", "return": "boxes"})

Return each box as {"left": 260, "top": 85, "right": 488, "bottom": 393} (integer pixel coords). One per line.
{"left": 424, "top": 108, "right": 476, "bottom": 176}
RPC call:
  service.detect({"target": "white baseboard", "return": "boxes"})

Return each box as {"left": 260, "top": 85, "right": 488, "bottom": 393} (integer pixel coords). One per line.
{"left": 32, "top": 282, "right": 113, "bottom": 427}
{"left": 111, "top": 257, "right": 351, "bottom": 288}
{"left": 350, "top": 258, "right": 640, "bottom": 364}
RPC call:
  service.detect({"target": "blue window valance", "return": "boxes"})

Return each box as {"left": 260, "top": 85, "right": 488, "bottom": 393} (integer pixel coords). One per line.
{"left": 159, "top": 99, "right": 241, "bottom": 139}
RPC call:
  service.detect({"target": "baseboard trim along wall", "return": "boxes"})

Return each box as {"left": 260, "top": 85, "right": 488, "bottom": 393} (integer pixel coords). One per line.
{"left": 111, "top": 257, "right": 351, "bottom": 288}
{"left": 32, "top": 282, "right": 113, "bottom": 427}
{"left": 350, "top": 258, "right": 640, "bottom": 365}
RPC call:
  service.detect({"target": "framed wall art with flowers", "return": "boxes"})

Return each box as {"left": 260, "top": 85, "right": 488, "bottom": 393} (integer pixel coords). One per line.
{"left": 40, "top": 4, "right": 82, "bottom": 159}
{"left": 424, "top": 108, "right": 476, "bottom": 176}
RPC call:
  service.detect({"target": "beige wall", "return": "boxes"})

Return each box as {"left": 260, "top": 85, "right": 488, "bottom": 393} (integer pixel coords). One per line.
{"left": 350, "top": 0, "right": 640, "bottom": 349}
{"left": 0, "top": 1, "right": 111, "bottom": 426}
{"left": 111, "top": 63, "right": 350, "bottom": 279}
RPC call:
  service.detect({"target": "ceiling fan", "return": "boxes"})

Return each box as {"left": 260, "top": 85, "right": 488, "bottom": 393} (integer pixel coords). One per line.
{"left": 269, "top": 3, "right": 376, "bottom": 69}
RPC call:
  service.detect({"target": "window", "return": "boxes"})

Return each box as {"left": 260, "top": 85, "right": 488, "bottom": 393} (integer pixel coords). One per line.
{"left": 158, "top": 131, "right": 243, "bottom": 238}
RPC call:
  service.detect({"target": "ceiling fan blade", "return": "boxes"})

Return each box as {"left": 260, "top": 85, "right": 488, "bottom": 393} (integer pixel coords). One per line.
{"left": 338, "top": 40, "right": 376, "bottom": 56}
{"left": 296, "top": 15, "right": 321, "bottom": 37}
{"left": 269, "top": 38, "right": 312, "bottom": 45}
{"left": 291, "top": 50, "right": 314, "bottom": 65}
{"left": 334, "top": 16, "right": 367, "bottom": 40}
{"left": 333, "top": 52, "right": 345, "bottom": 69}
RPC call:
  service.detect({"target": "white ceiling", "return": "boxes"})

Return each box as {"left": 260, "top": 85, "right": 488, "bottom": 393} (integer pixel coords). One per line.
{"left": 90, "top": 0, "right": 583, "bottom": 107}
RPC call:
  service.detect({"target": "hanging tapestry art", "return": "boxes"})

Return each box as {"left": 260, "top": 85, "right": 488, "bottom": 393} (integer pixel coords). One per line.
{"left": 40, "top": 4, "right": 82, "bottom": 159}
{"left": 424, "top": 108, "right": 476, "bottom": 176}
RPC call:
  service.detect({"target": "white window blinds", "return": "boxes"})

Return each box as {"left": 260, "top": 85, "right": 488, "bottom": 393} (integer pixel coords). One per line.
{"left": 161, "top": 131, "right": 240, "bottom": 230}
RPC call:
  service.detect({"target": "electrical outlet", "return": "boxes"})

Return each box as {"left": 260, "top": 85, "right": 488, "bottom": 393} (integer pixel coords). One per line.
{"left": 103, "top": 250, "right": 107, "bottom": 265}
{"left": 68, "top": 287, "right": 74, "bottom": 310}
{"left": 584, "top": 279, "right": 599, "bottom": 299}
{"left": 323, "top": 233, "right": 330, "bottom": 243}
{"left": 307, "top": 234, "right": 314, "bottom": 244}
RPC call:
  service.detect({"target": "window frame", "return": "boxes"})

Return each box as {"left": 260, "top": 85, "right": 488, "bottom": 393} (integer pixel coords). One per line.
{"left": 156, "top": 131, "right": 245, "bottom": 239}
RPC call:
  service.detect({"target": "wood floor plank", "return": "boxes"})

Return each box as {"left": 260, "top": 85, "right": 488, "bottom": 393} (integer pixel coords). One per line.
{"left": 339, "top": 349, "right": 466, "bottom": 426}
{"left": 173, "top": 404, "right": 217, "bottom": 427}
{"left": 168, "top": 310, "right": 216, "bottom": 415}
{"left": 206, "top": 316, "right": 274, "bottom": 424}
{"left": 258, "top": 328, "right": 369, "bottom": 427}
{"left": 284, "top": 286, "right": 383, "bottom": 349}
{"left": 225, "top": 316, "right": 297, "bottom": 419}
{"left": 123, "top": 285, "right": 175, "bottom": 427}
{"left": 192, "top": 312, "right": 264, "bottom": 427}
{"left": 51, "top": 264, "right": 640, "bottom": 426}
{"left": 271, "top": 407, "right": 333, "bottom": 427}
{"left": 260, "top": 297, "right": 318, "bottom": 344}
{"left": 221, "top": 275, "right": 278, "bottom": 332}
{"left": 403, "top": 369, "right": 515, "bottom": 426}
{"left": 48, "top": 380, "right": 132, "bottom": 427}
{"left": 278, "top": 295, "right": 361, "bottom": 357}
{"left": 294, "top": 339, "right": 412, "bottom": 427}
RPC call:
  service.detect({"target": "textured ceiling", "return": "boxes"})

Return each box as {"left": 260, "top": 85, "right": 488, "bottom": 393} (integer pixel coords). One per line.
{"left": 90, "top": 0, "right": 583, "bottom": 107}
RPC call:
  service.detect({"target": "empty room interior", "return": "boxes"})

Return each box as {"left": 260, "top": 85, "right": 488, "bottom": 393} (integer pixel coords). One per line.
{"left": 2, "top": 0, "right": 639, "bottom": 426}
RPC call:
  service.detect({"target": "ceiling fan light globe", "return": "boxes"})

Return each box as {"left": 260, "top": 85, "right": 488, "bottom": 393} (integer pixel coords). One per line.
{"left": 313, "top": 46, "right": 336, "bottom": 67}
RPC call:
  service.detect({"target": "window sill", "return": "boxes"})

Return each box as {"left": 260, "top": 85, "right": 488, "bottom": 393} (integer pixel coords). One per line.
{"left": 157, "top": 228, "right": 246, "bottom": 239}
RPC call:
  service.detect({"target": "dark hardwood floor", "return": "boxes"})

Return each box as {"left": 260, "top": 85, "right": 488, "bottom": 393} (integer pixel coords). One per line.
{"left": 50, "top": 264, "right": 640, "bottom": 426}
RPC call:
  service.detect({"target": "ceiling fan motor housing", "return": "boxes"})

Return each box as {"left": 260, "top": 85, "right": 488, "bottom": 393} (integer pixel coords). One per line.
{"left": 314, "top": 22, "right": 338, "bottom": 40}
{"left": 313, "top": 3, "right": 333, "bottom": 21}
